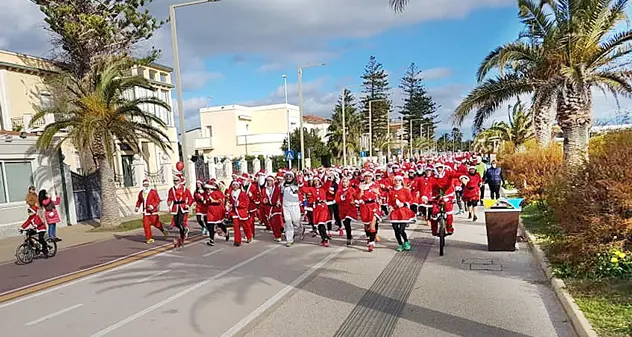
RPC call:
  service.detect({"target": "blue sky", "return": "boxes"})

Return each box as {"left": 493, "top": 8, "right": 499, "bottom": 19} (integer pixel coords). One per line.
{"left": 1, "top": 0, "right": 628, "bottom": 138}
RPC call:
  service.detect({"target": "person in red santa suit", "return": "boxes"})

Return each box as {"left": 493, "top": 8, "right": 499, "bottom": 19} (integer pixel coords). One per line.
{"left": 167, "top": 174, "right": 194, "bottom": 248}
{"left": 194, "top": 181, "right": 209, "bottom": 236}
{"left": 135, "top": 179, "right": 168, "bottom": 244}
{"left": 417, "top": 166, "right": 434, "bottom": 226}
{"left": 357, "top": 171, "right": 382, "bottom": 252}
{"left": 241, "top": 173, "right": 260, "bottom": 239}
{"left": 254, "top": 171, "right": 270, "bottom": 231}
{"left": 335, "top": 176, "right": 357, "bottom": 246}
{"left": 429, "top": 164, "right": 457, "bottom": 236}
{"left": 261, "top": 175, "right": 283, "bottom": 242}
{"left": 204, "top": 179, "right": 229, "bottom": 246}
{"left": 388, "top": 175, "right": 415, "bottom": 252}
{"left": 308, "top": 176, "right": 331, "bottom": 247}
{"left": 227, "top": 179, "right": 253, "bottom": 246}
{"left": 19, "top": 205, "right": 49, "bottom": 257}
{"left": 461, "top": 166, "right": 483, "bottom": 222}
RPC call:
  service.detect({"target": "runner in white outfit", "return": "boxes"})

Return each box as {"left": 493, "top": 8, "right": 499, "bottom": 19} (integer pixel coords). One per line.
{"left": 282, "top": 172, "right": 302, "bottom": 247}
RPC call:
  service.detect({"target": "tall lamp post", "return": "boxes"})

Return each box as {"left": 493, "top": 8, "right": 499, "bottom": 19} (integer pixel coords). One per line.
{"left": 298, "top": 62, "right": 326, "bottom": 169}
{"left": 283, "top": 74, "right": 291, "bottom": 168}
{"left": 368, "top": 98, "right": 386, "bottom": 158}
{"left": 170, "top": 0, "right": 221, "bottom": 185}
{"left": 408, "top": 118, "right": 424, "bottom": 158}
{"left": 341, "top": 87, "right": 347, "bottom": 166}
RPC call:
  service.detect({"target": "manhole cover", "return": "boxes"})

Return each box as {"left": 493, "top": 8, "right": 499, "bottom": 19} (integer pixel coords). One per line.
{"left": 462, "top": 258, "right": 494, "bottom": 265}
{"left": 470, "top": 264, "right": 503, "bottom": 271}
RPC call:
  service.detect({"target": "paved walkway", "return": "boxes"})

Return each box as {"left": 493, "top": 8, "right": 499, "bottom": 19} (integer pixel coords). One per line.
{"left": 0, "top": 209, "right": 575, "bottom": 337}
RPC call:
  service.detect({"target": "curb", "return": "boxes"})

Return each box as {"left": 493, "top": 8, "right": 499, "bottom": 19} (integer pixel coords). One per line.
{"left": 0, "top": 234, "right": 204, "bottom": 304}
{"left": 519, "top": 220, "right": 598, "bottom": 337}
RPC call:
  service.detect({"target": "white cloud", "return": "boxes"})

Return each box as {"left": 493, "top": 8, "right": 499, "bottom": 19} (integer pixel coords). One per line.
{"left": 181, "top": 71, "right": 224, "bottom": 91}
{"left": 173, "top": 96, "right": 212, "bottom": 133}
{"left": 421, "top": 67, "right": 452, "bottom": 80}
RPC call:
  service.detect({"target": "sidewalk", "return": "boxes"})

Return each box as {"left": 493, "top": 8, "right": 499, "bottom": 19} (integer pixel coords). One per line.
{"left": 0, "top": 215, "right": 145, "bottom": 265}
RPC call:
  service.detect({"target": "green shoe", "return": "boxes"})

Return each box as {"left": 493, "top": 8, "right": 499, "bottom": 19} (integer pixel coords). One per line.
{"left": 396, "top": 244, "right": 404, "bottom": 252}
{"left": 404, "top": 242, "right": 411, "bottom": 251}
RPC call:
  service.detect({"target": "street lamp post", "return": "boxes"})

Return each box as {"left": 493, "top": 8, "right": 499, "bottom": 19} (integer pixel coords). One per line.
{"left": 341, "top": 87, "right": 347, "bottom": 166}
{"left": 408, "top": 118, "right": 424, "bottom": 158}
{"left": 298, "top": 63, "right": 326, "bottom": 169}
{"left": 368, "top": 98, "right": 386, "bottom": 158}
{"left": 170, "top": 0, "right": 220, "bottom": 185}
{"left": 283, "top": 74, "right": 291, "bottom": 169}
{"left": 245, "top": 123, "right": 249, "bottom": 155}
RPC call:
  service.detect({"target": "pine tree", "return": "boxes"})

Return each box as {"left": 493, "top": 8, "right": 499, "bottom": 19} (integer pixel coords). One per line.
{"left": 327, "top": 89, "right": 362, "bottom": 161}
{"left": 398, "top": 63, "right": 439, "bottom": 145}
{"left": 360, "top": 56, "right": 391, "bottom": 154}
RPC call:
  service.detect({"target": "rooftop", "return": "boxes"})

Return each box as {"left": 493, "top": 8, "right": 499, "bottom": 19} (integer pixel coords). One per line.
{"left": 303, "top": 114, "right": 331, "bottom": 124}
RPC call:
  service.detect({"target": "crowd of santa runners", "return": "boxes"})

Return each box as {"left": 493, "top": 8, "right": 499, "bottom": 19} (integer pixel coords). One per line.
{"left": 135, "top": 153, "right": 498, "bottom": 252}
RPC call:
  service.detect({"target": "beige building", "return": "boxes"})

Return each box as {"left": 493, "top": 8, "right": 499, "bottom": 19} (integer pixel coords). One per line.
{"left": 0, "top": 49, "right": 179, "bottom": 228}
{"left": 195, "top": 103, "right": 330, "bottom": 158}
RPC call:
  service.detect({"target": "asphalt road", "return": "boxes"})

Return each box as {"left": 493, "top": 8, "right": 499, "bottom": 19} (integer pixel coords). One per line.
{"left": 0, "top": 216, "right": 576, "bottom": 337}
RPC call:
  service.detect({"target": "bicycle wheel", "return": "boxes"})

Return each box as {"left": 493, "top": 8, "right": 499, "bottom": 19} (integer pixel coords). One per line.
{"left": 438, "top": 217, "right": 446, "bottom": 256}
{"left": 46, "top": 238, "right": 58, "bottom": 257}
{"left": 16, "top": 243, "right": 34, "bottom": 264}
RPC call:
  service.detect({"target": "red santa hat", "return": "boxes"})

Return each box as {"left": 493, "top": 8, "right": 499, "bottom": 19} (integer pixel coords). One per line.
{"left": 142, "top": 179, "right": 149, "bottom": 186}
{"left": 362, "top": 170, "right": 374, "bottom": 177}
{"left": 256, "top": 170, "right": 266, "bottom": 176}
{"left": 393, "top": 175, "right": 404, "bottom": 181}
{"left": 468, "top": 166, "right": 477, "bottom": 171}
{"left": 460, "top": 175, "right": 470, "bottom": 183}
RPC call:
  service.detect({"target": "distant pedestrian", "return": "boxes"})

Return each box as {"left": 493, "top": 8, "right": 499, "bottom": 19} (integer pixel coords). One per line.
{"left": 38, "top": 189, "right": 62, "bottom": 242}
{"left": 135, "top": 179, "right": 168, "bottom": 244}
{"left": 25, "top": 186, "right": 39, "bottom": 207}
{"left": 475, "top": 157, "right": 487, "bottom": 204}
{"left": 485, "top": 160, "right": 505, "bottom": 200}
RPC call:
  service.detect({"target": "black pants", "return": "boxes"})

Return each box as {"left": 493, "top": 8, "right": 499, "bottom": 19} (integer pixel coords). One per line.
{"left": 410, "top": 204, "right": 418, "bottom": 214}
{"left": 343, "top": 218, "right": 352, "bottom": 240}
{"left": 307, "top": 211, "right": 316, "bottom": 232}
{"left": 364, "top": 221, "right": 379, "bottom": 243}
{"left": 327, "top": 204, "right": 341, "bottom": 230}
{"left": 391, "top": 222, "right": 409, "bottom": 245}
{"left": 173, "top": 210, "right": 186, "bottom": 240}
{"left": 196, "top": 214, "right": 207, "bottom": 230}
{"left": 36, "top": 231, "right": 48, "bottom": 255}
{"left": 489, "top": 183, "right": 501, "bottom": 199}
{"left": 208, "top": 221, "right": 228, "bottom": 238}
{"left": 317, "top": 223, "right": 330, "bottom": 242}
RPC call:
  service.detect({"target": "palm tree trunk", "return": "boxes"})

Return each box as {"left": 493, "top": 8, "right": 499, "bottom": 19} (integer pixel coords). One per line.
{"left": 557, "top": 89, "right": 591, "bottom": 167}
{"left": 97, "top": 155, "right": 120, "bottom": 228}
{"left": 534, "top": 104, "right": 554, "bottom": 147}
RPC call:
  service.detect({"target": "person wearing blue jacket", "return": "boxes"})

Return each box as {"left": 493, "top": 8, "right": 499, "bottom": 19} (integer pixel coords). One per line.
{"left": 484, "top": 160, "right": 505, "bottom": 200}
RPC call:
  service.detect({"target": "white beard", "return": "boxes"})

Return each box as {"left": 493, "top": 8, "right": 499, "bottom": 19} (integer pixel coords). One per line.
{"left": 258, "top": 176, "right": 265, "bottom": 185}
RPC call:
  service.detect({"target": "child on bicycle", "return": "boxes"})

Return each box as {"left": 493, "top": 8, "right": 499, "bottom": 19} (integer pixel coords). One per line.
{"left": 19, "top": 206, "right": 49, "bottom": 257}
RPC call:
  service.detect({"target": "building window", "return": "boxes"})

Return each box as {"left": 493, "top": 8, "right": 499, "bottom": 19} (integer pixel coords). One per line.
{"left": 160, "top": 73, "right": 167, "bottom": 82}
{"left": 39, "top": 93, "right": 53, "bottom": 110}
{"left": 0, "top": 161, "right": 34, "bottom": 204}
{"left": 121, "top": 155, "right": 134, "bottom": 187}
{"left": 206, "top": 126, "right": 213, "bottom": 137}
{"left": 148, "top": 69, "right": 157, "bottom": 81}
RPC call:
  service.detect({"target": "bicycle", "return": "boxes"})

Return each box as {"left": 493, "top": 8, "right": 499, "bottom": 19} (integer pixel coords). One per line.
{"left": 15, "top": 229, "right": 58, "bottom": 264}
{"left": 434, "top": 194, "right": 450, "bottom": 256}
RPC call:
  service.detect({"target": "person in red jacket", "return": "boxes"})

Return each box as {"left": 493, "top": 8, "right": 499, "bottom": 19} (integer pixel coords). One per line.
{"left": 227, "top": 179, "right": 253, "bottom": 246}
{"left": 204, "top": 179, "right": 229, "bottom": 246}
{"left": 357, "top": 171, "right": 382, "bottom": 252}
{"left": 335, "top": 176, "right": 357, "bottom": 246}
{"left": 429, "top": 164, "right": 457, "bottom": 236}
{"left": 167, "top": 174, "right": 194, "bottom": 249}
{"left": 241, "top": 173, "right": 260, "bottom": 239}
{"left": 308, "top": 176, "right": 331, "bottom": 247}
{"left": 417, "top": 166, "right": 434, "bottom": 226}
{"left": 261, "top": 175, "right": 283, "bottom": 242}
{"left": 194, "top": 181, "right": 209, "bottom": 236}
{"left": 20, "top": 205, "right": 49, "bottom": 257}
{"left": 388, "top": 175, "right": 415, "bottom": 252}
{"left": 135, "top": 179, "right": 168, "bottom": 244}
{"left": 461, "top": 166, "right": 483, "bottom": 222}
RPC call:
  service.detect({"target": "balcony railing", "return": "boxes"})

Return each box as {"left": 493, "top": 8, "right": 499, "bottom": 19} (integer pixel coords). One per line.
{"left": 10, "top": 114, "right": 52, "bottom": 131}
{"left": 194, "top": 137, "right": 214, "bottom": 150}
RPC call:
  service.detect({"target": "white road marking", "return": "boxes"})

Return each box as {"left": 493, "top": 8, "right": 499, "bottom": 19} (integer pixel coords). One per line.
{"left": 220, "top": 247, "right": 345, "bottom": 337}
{"left": 0, "top": 249, "right": 173, "bottom": 310}
{"left": 134, "top": 269, "right": 171, "bottom": 284}
{"left": 202, "top": 248, "right": 225, "bottom": 257}
{"left": 89, "top": 245, "right": 280, "bottom": 337}
{"left": 24, "top": 303, "right": 84, "bottom": 326}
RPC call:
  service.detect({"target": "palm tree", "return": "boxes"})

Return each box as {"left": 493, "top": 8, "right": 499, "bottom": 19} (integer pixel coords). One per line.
{"left": 327, "top": 89, "right": 363, "bottom": 160}
{"left": 455, "top": 0, "right": 632, "bottom": 166}
{"left": 31, "top": 58, "right": 172, "bottom": 228}
{"left": 389, "top": 0, "right": 410, "bottom": 12}
{"left": 488, "top": 101, "right": 534, "bottom": 146}
{"left": 473, "top": 129, "right": 501, "bottom": 154}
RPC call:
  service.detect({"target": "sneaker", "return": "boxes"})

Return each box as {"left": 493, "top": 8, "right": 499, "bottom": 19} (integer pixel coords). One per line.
{"left": 396, "top": 244, "right": 404, "bottom": 252}
{"left": 368, "top": 243, "right": 374, "bottom": 252}
{"left": 346, "top": 240, "right": 352, "bottom": 246}
{"left": 225, "top": 231, "right": 230, "bottom": 241}
{"left": 473, "top": 215, "right": 478, "bottom": 222}
{"left": 202, "top": 228, "right": 208, "bottom": 236}
{"left": 146, "top": 238, "right": 155, "bottom": 244}
{"left": 300, "top": 228, "right": 305, "bottom": 241}
{"left": 275, "top": 237, "right": 282, "bottom": 242}
{"left": 206, "top": 239, "right": 214, "bottom": 246}
{"left": 319, "top": 241, "right": 325, "bottom": 246}
{"left": 286, "top": 242, "right": 294, "bottom": 247}
{"left": 233, "top": 242, "right": 241, "bottom": 247}
{"left": 162, "top": 228, "right": 169, "bottom": 236}
{"left": 324, "top": 240, "right": 330, "bottom": 247}
{"left": 338, "top": 228, "right": 344, "bottom": 236}
{"left": 468, "top": 212, "right": 472, "bottom": 219}
{"left": 55, "top": 237, "right": 62, "bottom": 242}
{"left": 404, "top": 241, "right": 412, "bottom": 251}
{"left": 246, "top": 238, "right": 252, "bottom": 244}
{"left": 184, "top": 227, "right": 190, "bottom": 239}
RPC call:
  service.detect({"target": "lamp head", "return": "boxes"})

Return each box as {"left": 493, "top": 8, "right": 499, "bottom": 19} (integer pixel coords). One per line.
{"left": 282, "top": 74, "right": 287, "bottom": 78}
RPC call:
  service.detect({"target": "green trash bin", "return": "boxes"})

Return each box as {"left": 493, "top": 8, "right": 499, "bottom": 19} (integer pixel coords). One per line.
{"left": 484, "top": 208, "right": 521, "bottom": 251}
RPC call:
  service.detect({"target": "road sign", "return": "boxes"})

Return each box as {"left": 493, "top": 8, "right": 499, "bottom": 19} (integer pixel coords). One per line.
{"left": 297, "top": 152, "right": 302, "bottom": 159}
{"left": 285, "top": 150, "right": 294, "bottom": 160}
